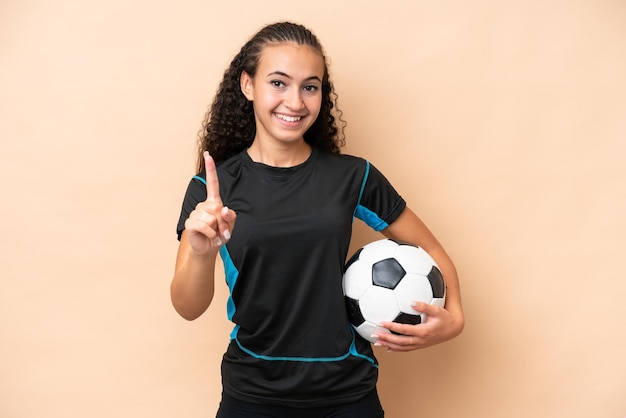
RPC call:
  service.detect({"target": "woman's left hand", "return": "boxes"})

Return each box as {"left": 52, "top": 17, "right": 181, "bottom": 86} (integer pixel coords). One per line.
{"left": 373, "top": 301, "right": 464, "bottom": 352}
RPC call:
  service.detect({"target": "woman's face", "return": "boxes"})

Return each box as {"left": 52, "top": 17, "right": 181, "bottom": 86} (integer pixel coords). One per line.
{"left": 240, "top": 42, "right": 325, "bottom": 148}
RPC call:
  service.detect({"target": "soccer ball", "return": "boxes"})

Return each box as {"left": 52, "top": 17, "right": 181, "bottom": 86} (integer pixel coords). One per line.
{"left": 342, "top": 239, "right": 446, "bottom": 343}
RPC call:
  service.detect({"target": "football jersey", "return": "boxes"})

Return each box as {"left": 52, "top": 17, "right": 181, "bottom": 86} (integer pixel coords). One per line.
{"left": 176, "top": 147, "right": 406, "bottom": 407}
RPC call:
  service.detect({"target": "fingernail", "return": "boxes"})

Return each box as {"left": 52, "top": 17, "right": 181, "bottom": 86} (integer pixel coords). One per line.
{"left": 214, "top": 237, "right": 222, "bottom": 246}
{"left": 221, "top": 206, "right": 229, "bottom": 216}
{"left": 223, "top": 229, "right": 231, "bottom": 240}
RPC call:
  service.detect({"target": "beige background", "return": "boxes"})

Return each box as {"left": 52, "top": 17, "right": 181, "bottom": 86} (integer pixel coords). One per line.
{"left": 1, "top": 0, "right": 625, "bottom": 417}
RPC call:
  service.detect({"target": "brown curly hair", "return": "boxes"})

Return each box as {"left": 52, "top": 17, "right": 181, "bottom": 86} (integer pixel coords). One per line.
{"left": 195, "top": 22, "right": 346, "bottom": 173}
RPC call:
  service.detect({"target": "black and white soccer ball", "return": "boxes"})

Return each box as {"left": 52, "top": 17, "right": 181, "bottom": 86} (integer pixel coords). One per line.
{"left": 342, "top": 239, "right": 446, "bottom": 343}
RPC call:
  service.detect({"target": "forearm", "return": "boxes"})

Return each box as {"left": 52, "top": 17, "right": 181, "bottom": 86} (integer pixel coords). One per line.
{"left": 171, "top": 235, "right": 218, "bottom": 320}
{"left": 429, "top": 246, "right": 464, "bottom": 335}
{"left": 382, "top": 207, "right": 465, "bottom": 339}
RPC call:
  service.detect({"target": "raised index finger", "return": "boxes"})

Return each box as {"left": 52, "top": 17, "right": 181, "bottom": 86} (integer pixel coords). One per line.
{"left": 203, "top": 151, "right": 222, "bottom": 203}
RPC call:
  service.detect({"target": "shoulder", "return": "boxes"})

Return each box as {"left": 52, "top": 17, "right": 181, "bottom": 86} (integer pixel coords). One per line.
{"left": 316, "top": 150, "right": 375, "bottom": 184}
{"left": 186, "top": 152, "right": 245, "bottom": 195}
{"left": 216, "top": 150, "right": 247, "bottom": 175}
{"left": 316, "top": 149, "right": 368, "bottom": 169}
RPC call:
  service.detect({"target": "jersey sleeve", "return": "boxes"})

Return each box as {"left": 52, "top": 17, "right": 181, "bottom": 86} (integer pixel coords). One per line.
{"left": 176, "top": 175, "right": 208, "bottom": 240}
{"left": 354, "top": 161, "right": 406, "bottom": 231}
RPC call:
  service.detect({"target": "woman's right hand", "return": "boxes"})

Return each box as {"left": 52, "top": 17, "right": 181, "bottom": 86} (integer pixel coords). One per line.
{"left": 184, "top": 151, "right": 237, "bottom": 256}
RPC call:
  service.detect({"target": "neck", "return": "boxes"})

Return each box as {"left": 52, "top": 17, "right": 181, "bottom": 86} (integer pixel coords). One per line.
{"left": 247, "top": 141, "right": 312, "bottom": 167}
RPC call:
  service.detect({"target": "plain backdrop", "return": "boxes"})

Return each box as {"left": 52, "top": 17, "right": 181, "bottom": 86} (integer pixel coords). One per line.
{"left": 1, "top": 0, "right": 625, "bottom": 417}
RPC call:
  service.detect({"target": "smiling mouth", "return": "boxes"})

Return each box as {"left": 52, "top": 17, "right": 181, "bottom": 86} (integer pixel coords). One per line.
{"left": 275, "top": 113, "right": 303, "bottom": 123}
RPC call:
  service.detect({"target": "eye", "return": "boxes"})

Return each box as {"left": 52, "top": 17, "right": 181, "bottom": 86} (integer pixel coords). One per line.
{"left": 303, "top": 84, "right": 319, "bottom": 93}
{"left": 271, "top": 80, "right": 285, "bottom": 88}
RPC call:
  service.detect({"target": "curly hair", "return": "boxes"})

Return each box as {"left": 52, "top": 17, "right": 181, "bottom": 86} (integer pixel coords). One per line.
{"left": 195, "top": 22, "right": 346, "bottom": 172}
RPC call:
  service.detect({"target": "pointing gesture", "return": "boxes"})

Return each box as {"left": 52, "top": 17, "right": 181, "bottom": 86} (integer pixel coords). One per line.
{"left": 184, "top": 151, "right": 237, "bottom": 255}
{"left": 204, "top": 151, "right": 222, "bottom": 203}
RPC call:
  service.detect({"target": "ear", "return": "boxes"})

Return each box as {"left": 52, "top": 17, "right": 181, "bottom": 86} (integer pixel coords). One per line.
{"left": 240, "top": 71, "right": 254, "bottom": 101}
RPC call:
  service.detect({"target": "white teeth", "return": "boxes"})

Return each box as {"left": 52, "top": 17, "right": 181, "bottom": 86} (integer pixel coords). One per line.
{"left": 276, "top": 114, "right": 302, "bottom": 122}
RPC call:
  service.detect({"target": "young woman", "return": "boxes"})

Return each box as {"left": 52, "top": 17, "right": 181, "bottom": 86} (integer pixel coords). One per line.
{"left": 171, "top": 21, "right": 464, "bottom": 417}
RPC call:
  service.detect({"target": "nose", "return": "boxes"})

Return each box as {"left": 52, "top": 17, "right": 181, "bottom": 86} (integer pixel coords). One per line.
{"left": 285, "top": 88, "right": 305, "bottom": 111}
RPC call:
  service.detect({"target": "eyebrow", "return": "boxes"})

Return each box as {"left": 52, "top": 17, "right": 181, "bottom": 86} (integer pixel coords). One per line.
{"left": 267, "top": 71, "right": 322, "bottom": 82}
